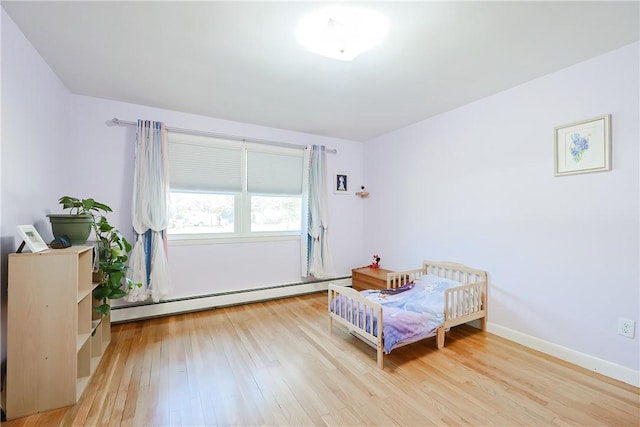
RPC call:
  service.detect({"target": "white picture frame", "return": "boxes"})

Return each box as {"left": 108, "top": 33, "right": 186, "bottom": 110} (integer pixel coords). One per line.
{"left": 554, "top": 114, "right": 611, "bottom": 176}
{"left": 17, "top": 225, "right": 48, "bottom": 253}
{"left": 334, "top": 172, "right": 349, "bottom": 194}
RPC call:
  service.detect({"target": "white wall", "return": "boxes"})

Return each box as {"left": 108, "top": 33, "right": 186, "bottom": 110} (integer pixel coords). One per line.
{"left": 1, "top": 9, "right": 73, "bottom": 241}
{"left": 68, "top": 95, "right": 365, "bottom": 301}
{"left": 364, "top": 42, "right": 639, "bottom": 380}
{"left": 1, "top": 7, "right": 74, "bottom": 377}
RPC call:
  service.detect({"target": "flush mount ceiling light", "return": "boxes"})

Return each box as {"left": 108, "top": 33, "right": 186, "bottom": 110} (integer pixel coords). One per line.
{"left": 297, "top": 5, "right": 389, "bottom": 61}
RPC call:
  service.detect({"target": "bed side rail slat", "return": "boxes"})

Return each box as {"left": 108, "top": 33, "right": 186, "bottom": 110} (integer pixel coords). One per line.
{"left": 386, "top": 268, "right": 424, "bottom": 289}
{"left": 328, "top": 284, "right": 382, "bottom": 344}
{"left": 423, "top": 260, "right": 487, "bottom": 285}
{"left": 444, "top": 281, "right": 487, "bottom": 326}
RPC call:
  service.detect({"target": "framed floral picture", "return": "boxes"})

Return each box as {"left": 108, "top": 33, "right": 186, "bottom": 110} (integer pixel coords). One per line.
{"left": 554, "top": 114, "right": 611, "bottom": 176}
{"left": 17, "top": 224, "right": 48, "bottom": 253}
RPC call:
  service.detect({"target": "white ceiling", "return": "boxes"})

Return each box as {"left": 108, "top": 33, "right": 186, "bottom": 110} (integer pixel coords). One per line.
{"left": 3, "top": 1, "right": 639, "bottom": 141}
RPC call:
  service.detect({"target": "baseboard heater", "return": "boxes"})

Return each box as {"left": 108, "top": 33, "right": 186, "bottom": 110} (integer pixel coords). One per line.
{"left": 110, "top": 276, "right": 352, "bottom": 323}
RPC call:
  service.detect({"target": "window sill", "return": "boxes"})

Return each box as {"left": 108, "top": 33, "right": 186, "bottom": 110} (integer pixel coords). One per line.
{"left": 168, "top": 234, "right": 301, "bottom": 246}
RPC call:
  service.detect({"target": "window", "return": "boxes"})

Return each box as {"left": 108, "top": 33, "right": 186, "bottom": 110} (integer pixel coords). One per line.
{"left": 167, "top": 133, "right": 304, "bottom": 239}
{"left": 250, "top": 196, "right": 302, "bottom": 232}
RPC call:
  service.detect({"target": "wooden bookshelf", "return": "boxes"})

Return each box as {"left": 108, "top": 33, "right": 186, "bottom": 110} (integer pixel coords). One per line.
{"left": 2, "top": 246, "right": 110, "bottom": 420}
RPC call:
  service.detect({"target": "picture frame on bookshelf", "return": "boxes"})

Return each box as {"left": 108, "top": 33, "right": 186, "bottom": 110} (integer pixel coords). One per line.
{"left": 17, "top": 224, "right": 48, "bottom": 253}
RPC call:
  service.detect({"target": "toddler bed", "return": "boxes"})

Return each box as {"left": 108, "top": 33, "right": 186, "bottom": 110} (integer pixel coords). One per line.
{"left": 328, "top": 261, "right": 487, "bottom": 369}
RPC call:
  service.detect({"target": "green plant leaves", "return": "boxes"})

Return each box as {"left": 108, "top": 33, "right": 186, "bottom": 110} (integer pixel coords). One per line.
{"left": 93, "top": 286, "right": 111, "bottom": 300}
{"left": 59, "top": 195, "right": 141, "bottom": 316}
{"left": 109, "top": 289, "right": 128, "bottom": 300}
{"left": 94, "top": 304, "right": 111, "bottom": 316}
{"left": 58, "top": 196, "right": 113, "bottom": 216}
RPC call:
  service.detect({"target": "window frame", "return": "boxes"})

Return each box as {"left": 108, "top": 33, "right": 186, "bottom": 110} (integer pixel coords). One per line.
{"left": 167, "top": 134, "right": 304, "bottom": 242}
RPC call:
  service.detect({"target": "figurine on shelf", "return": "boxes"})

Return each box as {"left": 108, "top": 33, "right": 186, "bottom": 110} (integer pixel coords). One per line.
{"left": 369, "top": 254, "right": 381, "bottom": 269}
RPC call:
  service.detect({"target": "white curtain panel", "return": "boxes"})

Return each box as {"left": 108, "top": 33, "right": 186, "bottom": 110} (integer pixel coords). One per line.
{"left": 303, "top": 145, "right": 333, "bottom": 278}
{"left": 126, "top": 120, "right": 171, "bottom": 302}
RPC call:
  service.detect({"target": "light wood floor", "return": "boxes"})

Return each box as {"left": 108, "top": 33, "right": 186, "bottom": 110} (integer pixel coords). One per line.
{"left": 4, "top": 292, "right": 639, "bottom": 426}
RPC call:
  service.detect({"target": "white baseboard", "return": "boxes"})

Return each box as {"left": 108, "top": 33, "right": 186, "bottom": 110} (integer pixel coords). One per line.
{"left": 487, "top": 323, "right": 640, "bottom": 387}
{"left": 111, "top": 278, "right": 351, "bottom": 323}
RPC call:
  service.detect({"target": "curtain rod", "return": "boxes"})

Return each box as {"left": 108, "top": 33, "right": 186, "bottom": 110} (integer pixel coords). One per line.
{"left": 110, "top": 118, "right": 337, "bottom": 154}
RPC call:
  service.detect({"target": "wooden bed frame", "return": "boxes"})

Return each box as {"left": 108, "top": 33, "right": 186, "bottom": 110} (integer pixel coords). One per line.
{"left": 328, "top": 261, "right": 488, "bottom": 369}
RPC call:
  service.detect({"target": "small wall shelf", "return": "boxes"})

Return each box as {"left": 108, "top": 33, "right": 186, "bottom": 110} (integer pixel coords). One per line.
{"left": 355, "top": 186, "right": 370, "bottom": 198}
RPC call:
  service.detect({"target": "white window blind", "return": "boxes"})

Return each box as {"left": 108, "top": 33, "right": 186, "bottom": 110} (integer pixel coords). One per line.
{"left": 247, "top": 150, "right": 303, "bottom": 194}
{"left": 168, "top": 136, "right": 242, "bottom": 193}
{"left": 168, "top": 133, "right": 303, "bottom": 194}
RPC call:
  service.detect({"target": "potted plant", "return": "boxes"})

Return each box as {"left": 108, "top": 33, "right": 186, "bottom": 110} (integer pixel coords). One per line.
{"left": 91, "top": 215, "right": 141, "bottom": 315}
{"left": 48, "top": 196, "right": 112, "bottom": 244}
{"left": 51, "top": 196, "right": 140, "bottom": 315}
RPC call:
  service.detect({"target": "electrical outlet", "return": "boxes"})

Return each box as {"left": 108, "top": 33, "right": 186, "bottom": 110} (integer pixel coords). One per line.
{"left": 618, "top": 318, "right": 635, "bottom": 338}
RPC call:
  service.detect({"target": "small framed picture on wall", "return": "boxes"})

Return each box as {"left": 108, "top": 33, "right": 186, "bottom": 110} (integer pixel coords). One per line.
{"left": 334, "top": 173, "right": 349, "bottom": 194}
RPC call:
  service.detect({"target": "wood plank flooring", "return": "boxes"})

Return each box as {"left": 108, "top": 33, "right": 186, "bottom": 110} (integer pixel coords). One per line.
{"left": 4, "top": 292, "right": 639, "bottom": 426}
